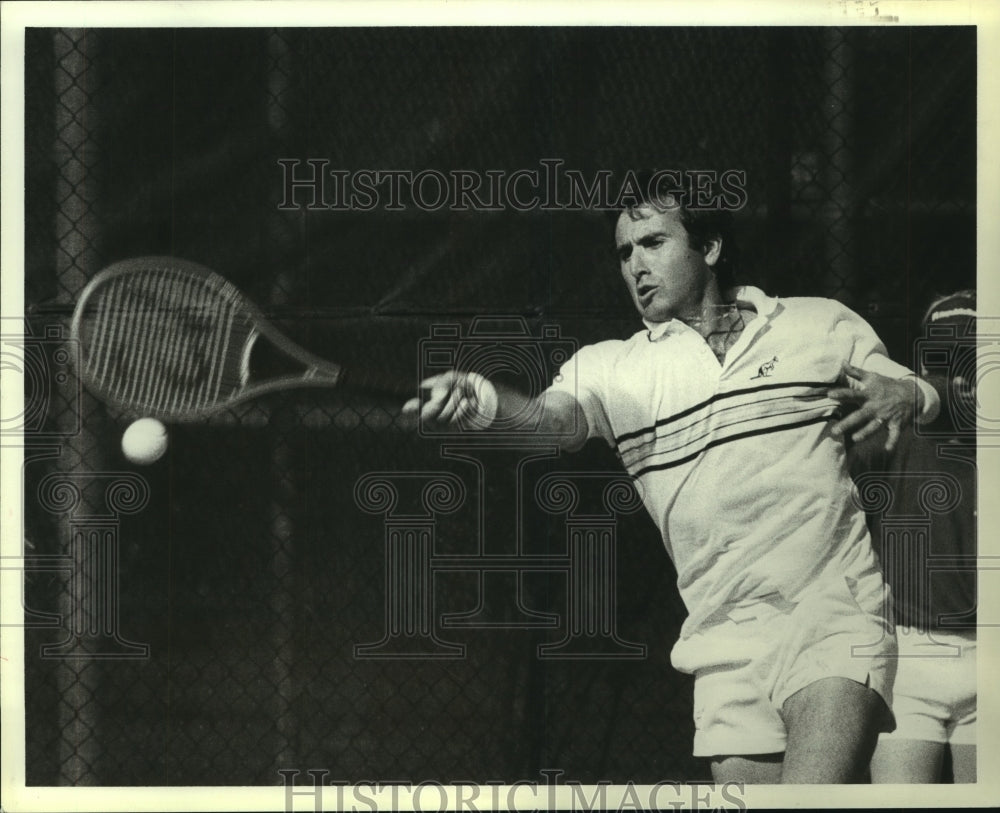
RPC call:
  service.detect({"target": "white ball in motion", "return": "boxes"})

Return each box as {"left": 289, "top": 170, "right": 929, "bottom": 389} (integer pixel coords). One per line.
{"left": 121, "top": 418, "right": 168, "bottom": 465}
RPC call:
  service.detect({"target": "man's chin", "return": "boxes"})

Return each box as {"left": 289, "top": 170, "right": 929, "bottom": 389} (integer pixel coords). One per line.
{"left": 638, "top": 303, "right": 672, "bottom": 323}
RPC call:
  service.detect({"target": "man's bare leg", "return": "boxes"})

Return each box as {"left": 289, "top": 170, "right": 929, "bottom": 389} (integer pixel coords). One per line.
{"left": 780, "top": 676, "right": 888, "bottom": 783}
{"left": 951, "top": 744, "right": 976, "bottom": 784}
{"left": 711, "top": 754, "right": 782, "bottom": 784}
{"left": 870, "top": 739, "right": 944, "bottom": 783}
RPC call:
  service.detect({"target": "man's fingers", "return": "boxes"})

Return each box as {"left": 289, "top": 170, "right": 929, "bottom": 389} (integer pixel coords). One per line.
{"left": 831, "top": 408, "right": 884, "bottom": 440}
{"left": 830, "top": 408, "right": 894, "bottom": 445}
{"left": 455, "top": 395, "right": 476, "bottom": 424}
{"left": 415, "top": 377, "right": 454, "bottom": 422}
{"left": 830, "top": 410, "right": 867, "bottom": 439}
{"left": 425, "top": 382, "right": 457, "bottom": 422}
{"left": 406, "top": 372, "right": 496, "bottom": 429}
{"left": 828, "top": 386, "right": 865, "bottom": 403}
{"left": 436, "top": 384, "right": 465, "bottom": 423}
{"left": 830, "top": 365, "right": 917, "bottom": 445}
{"left": 418, "top": 397, "right": 443, "bottom": 422}
{"left": 437, "top": 374, "right": 483, "bottom": 424}
{"left": 842, "top": 362, "right": 866, "bottom": 381}
{"left": 850, "top": 418, "right": 882, "bottom": 443}
{"left": 884, "top": 420, "right": 901, "bottom": 452}
{"left": 839, "top": 362, "right": 871, "bottom": 391}
{"left": 402, "top": 375, "right": 448, "bottom": 419}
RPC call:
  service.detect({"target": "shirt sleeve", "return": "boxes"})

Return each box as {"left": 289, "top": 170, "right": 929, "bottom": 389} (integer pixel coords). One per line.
{"left": 834, "top": 304, "right": 941, "bottom": 424}
{"left": 545, "top": 343, "right": 616, "bottom": 445}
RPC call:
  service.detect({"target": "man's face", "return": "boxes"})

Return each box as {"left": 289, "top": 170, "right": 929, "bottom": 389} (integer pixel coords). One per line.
{"left": 614, "top": 203, "right": 720, "bottom": 323}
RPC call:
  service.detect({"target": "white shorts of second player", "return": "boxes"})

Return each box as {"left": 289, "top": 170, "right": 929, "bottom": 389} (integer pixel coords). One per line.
{"left": 877, "top": 626, "right": 976, "bottom": 746}
{"left": 670, "top": 576, "right": 897, "bottom": 758}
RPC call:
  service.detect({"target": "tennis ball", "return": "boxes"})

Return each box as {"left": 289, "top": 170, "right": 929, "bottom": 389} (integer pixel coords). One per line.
{"left": 121, "top": 418, "right": 168, "bottom": 465}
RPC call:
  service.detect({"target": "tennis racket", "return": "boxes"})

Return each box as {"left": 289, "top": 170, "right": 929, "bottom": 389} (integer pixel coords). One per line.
{"left": 70, "top": 256, "right": 411, "bottom": 421}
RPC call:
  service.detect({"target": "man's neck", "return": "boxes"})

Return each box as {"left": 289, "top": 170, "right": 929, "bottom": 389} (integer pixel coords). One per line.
{"left": 676, "top": 290, "right": 736, "bottom": 340}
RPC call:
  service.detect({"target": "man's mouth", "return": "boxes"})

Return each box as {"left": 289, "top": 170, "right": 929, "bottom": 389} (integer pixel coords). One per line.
{"left": 637, "top": 284, "right": 657, "bottom": 302}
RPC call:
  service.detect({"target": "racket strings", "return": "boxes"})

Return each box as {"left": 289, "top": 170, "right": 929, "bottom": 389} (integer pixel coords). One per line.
{"left": 84, "top": 270, "right": 251, "bottom": 413}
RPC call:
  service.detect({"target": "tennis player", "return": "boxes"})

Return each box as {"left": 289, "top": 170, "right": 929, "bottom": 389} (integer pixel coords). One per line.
{"left": 857, "top": 290, "right": 978, "bottom": 783}
{"left": 404, "top": 175, "right": 940, "bottom": 783}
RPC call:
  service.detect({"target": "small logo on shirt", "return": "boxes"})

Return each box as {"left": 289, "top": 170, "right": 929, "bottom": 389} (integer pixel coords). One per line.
{"left": 751, "top": 356, "right": 779, "bottom": 379}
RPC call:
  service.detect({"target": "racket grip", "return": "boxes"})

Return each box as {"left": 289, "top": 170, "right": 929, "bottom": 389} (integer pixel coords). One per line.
{"left": 339, "top": 366, "right": 414, "bottom": 400}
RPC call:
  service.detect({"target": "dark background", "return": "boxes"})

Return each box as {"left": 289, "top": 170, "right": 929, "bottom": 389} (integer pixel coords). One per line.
{"left": 21, "top": 26, "right": 975, "bottom": 785}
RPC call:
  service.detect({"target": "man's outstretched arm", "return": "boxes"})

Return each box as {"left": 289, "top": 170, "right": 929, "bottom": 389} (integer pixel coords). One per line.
{"left": 402, "top": 371, "right": 590, "bottom": 452}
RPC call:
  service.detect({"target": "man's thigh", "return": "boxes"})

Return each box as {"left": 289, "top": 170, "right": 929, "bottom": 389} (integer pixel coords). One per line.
{"left": 781, "top": 676, "right": 890, "bottom": 783}
{"left": 676, "top": 580, "right": 895, "bottom": 765}
{"left": 712, "top": 677, "right": 890, "bottom": 784}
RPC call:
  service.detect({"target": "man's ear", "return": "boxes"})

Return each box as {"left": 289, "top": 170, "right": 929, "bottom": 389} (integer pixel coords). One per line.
{"left": 703, "top": 235, "right": 722, "bottom": 266}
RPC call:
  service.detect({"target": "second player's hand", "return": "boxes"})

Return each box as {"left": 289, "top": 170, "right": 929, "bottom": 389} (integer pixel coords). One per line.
{"left": 828, "top": 363, "right": 922, "bottom": 451}
{"left": 402, "top": 371, "right": 498, "bottom": 428}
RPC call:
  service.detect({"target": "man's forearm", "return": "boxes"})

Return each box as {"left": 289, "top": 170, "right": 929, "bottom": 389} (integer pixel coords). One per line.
{"left": 490, "top": 384, "right": 590, "bottom": 452}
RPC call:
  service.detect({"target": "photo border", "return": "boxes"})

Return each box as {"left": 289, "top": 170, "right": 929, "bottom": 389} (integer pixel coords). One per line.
{"left": 2, "top": 1, "right": 998, "bottom": 810}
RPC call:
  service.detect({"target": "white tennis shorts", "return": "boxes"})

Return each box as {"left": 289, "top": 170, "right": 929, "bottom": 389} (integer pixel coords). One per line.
{"left": 877, "top": 626, "right": 976, "bottom": 746}
{"left": 671, "top": 576, "right": 897, "bottom": 757}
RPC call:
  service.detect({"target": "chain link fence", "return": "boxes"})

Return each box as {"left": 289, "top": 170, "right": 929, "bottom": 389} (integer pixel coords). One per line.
{"left": 18, "top": 26, "right": 975, "bottom": 786}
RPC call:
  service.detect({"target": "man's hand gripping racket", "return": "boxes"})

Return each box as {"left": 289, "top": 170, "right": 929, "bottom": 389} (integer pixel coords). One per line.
{"left": 401, "top": 370, "right": 499, "bottom": 430}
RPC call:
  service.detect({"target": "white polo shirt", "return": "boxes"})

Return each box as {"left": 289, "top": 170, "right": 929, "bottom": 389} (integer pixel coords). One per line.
{"left": 548, "top": 286, "right": 934, "bottom": 638}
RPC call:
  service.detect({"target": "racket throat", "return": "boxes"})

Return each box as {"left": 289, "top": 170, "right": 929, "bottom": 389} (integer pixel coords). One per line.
{"left": 245, "top": 330, "right": 342, "bottom": 387}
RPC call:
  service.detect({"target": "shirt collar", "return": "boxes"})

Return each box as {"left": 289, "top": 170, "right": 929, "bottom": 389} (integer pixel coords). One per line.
{"left": 642, "top": 285, "right": 778, "bottom": 341}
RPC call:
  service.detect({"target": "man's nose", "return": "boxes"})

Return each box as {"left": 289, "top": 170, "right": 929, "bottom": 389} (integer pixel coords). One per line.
{"left": 629, "top": 250, "right": 649, "bottom": 279}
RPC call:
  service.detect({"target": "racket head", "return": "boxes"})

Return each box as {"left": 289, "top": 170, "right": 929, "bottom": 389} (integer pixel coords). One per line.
{"left": 71, "top": 256, "right": 268, "bottom": 421}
